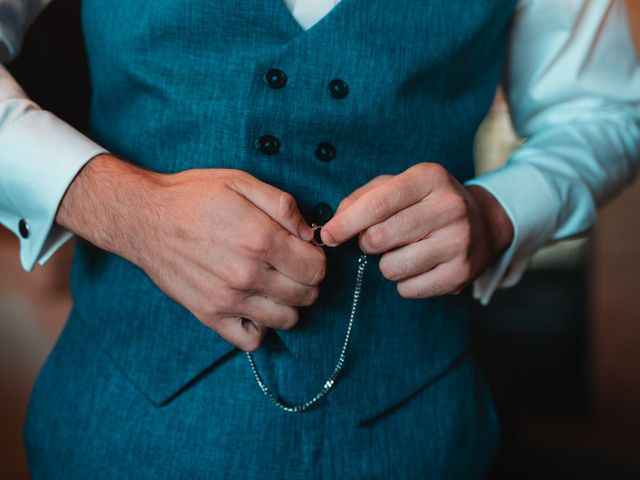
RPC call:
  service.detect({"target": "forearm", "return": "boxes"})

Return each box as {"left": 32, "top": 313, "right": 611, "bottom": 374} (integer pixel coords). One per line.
{"left": 465, "top": 0, "right": 640, "bottom": 304}
{"left": 55, "top": 154, "right": 168, "bottom": 265}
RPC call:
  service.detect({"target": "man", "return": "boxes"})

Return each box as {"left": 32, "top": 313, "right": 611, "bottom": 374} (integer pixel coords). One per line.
{"left": 0, "top": 0, "right": 638, "bottom": 477}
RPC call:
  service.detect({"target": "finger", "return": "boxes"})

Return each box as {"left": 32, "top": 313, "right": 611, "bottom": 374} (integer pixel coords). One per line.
{"left": 213, "top": 315, "right": 268, "bottom": 352}
{"left": 235, "top": 294, "right": 300, "bottom": 330}
{"left": 321, "top": 171, "right": 427, "bottom": 246}
{"left": 228, "top": 172, "right": 313, "bottom": 242}
{"left": 335, "top": 174, "right": 393, "bottom": 216}
{"left": 257, "top": 267, "right": 320, "bottom": 307}
{"left": 266, "top": 228, "right": 327, "bottom": 286}
{"left": 396, "top": 261, "right": 468, "bottom": 299}
{"left": 378, "top": 231, "right": 456, "bottom": 281}
{"left": 358, "top": 195, "right": 452, "bottom": 254}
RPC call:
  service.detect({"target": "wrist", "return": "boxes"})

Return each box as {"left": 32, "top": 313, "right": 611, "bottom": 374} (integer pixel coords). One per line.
{"left": 56, "top": 154, "right": 169, "bottom": 264}
{"left": 465, "top": 184, "right": 514, "bottom": 260}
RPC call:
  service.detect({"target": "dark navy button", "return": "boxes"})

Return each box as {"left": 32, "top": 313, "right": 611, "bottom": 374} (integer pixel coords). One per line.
{"left": 255, "top": 135, "right": 280, "bottom": 155}
{"left": 311, "top": 202, "right": 333, "bottom": 225}
{"left": 265, "top": 68, "right": 287, "bottom": 89}
{"left": 18, "top": 219, "right": 29, "bottom": 239}
{"left": 328, "top": 79, "right": 348, "bottom": 99}
{"left": 315, "top": 142, "right": 336, "bottom": 162}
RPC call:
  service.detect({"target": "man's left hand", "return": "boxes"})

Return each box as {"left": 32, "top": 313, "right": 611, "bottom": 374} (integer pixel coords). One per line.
{"left": 320, "top": 163, "right": 514, "bottom": 299}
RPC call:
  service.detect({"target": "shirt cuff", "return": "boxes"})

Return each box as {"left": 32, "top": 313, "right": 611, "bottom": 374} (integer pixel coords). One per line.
{"left": 0, "top": 109, "right": 108, "bottom": 271}
{"left": 464, "top": 162, "right": 558, "bottom": 305}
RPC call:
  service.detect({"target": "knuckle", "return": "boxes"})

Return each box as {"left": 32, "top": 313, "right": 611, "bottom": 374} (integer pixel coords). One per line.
{"left": 393, "top": 255, "right": 422, "bottom": 281}
{"left": 309, "top": 263, "right": 327, "bottom": 286}
{"left": 337, "top": 198, "right": 351, "bottom": 213}
{"left": 197, "top": 311, "right": 221, "bottom": 330}
{"left": 305, "top": 287, "right": 320, "bottom": 305}
{"left": 367, "top": 193, "right": 389, "bottom": 221}
{"left": 267, "top": 308, "right": 284, "bottom": 329}
{"left": 414, "top": 162, "right": 443, "bottom": 181}
{"left": 307, "top": 253, "right": 327, "bottom": 285}
{"left": 449, "top": 194, "right": 470, "bottom": 219}
{"left": 397, "top": 282, "right": 419, "bottom": 299}
{"left": 277, "top": 192, "right": 298, "bottom": 221}
{"left": 452, "top": 224, "right": 472, "bottom": 253}
{"left": 365, "top": 224, "right": 388, "bottom": 249}
{"left": 429, "top": 162, "right": 447, "bottom": 179}
{"left": 413, "top": 162, "right": 433, "bottom": 177}
{"left": 241, "top": 334, "right": 263, "bottom": 352}
{"left": 217, "top": 290, "right": 241, "bottom": 312}
{"left": 379, "top": 255, "right": 398, "bottom": 281}
{"left": 229, "top": 265, "right": 259, "bottom": 291}
{"left": 207, "top": 287, "right": 231, "bottom": 311}
{"left": 294, "top": 286, "right": 320, "bottom": 307}
{"left": 279, "top": 309, "right": 299, "bottom": 330}
{"left": 240, "top": 230, "right": 273, "bottom": 259}
{"left": 228, "top": 171, "right": 253, "bottom": 193}
{"left": 398, "top": 279, "right": 443, "bottom": 299}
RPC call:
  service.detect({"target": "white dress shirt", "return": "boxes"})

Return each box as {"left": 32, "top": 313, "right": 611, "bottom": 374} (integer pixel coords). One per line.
{"left": 0, "top": 0, "right": 638, "bottom": 304}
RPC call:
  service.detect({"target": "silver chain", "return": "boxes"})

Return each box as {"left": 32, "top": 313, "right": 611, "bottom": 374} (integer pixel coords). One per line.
{"left": 245, "top": 224, "right": 368, "bottom": 412}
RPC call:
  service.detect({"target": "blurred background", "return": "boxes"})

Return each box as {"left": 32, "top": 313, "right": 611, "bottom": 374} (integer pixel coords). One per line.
{"left": 0, "top": 1, "right": 639, "bottom": 478}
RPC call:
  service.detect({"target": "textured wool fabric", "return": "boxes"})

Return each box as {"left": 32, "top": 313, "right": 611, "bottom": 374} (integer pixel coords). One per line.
{"left": 26, "top": 0, "right": 515, "bottom": 477}
{"left": 26, "top": 311, "right": 499, "bottom": 478}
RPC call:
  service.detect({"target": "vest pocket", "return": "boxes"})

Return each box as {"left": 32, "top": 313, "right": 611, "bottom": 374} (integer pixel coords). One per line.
{"left": 70, "top": 243, "right": 240, "bottom": 406}
{"left": 356, "top": 348, "right": 472, "bottom": 426}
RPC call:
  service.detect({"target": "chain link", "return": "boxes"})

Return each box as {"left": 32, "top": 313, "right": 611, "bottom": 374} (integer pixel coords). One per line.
{"left": 245, "top": 250, "right": 368, "bottom": 412}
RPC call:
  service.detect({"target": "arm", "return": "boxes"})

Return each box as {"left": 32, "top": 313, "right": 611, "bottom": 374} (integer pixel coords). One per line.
{"left": 0, "top": 1, "right": 325, "bottom": 350}
{"left": 56, "top": 155, "right": 324, "bottom": 351}
{"left": 320, "top": 0, "right": 639, "bottom": 302}
{"left": 466, "top": 0, "right": 640, "bottom": 304}
{"left": 0, "top": 0, "right": 107, "bottom": 270}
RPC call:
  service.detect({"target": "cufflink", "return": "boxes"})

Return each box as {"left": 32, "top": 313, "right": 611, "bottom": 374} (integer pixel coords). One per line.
{"left": 18, "top": 219, "right": 29, "bottom": 239}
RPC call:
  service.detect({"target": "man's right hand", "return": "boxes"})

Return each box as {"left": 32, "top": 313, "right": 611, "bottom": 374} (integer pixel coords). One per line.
{"left": 56, "top": 154, "right": 326, "bottom": 351}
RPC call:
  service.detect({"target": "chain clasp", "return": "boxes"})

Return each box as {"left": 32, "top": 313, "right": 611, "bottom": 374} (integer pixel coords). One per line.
{"left": 311, "top": 223, "right": 325, "bottom": 246}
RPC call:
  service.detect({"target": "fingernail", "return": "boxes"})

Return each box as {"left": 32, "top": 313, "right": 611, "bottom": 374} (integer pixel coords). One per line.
{"left": 321, "top": 229, "right": 338, "bottom": 247}
{"left": 299, "top": 223, "right": 313, "bottom": 242}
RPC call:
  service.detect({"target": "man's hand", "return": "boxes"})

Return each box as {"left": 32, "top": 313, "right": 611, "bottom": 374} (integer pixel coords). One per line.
{"left": 57, "top": 154, "right": 326, "bottom": 351}
{"left": 320, "top": 163, "right": 514, "bottom": 298}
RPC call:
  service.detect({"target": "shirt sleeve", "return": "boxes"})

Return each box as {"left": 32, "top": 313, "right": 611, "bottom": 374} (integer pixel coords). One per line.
{"left": 465, "top": 0, "right": 640, "bottom": 305}
{"left": 0, "top": 0, "right": 108, "bottom": 271}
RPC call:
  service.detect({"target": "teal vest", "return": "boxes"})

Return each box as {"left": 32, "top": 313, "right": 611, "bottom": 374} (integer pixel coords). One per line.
{"left": 72, "top": 0, "right": 516, "bottom": 423}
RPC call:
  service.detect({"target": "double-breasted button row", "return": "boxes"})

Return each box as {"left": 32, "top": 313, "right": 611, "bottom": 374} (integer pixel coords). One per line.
{"left": 263, "top": 68, "right": 349, "bottom": 99}
{"left": 256, "top": 136, "right": 337, "bottom": 163}
{"left": 257, "top": 68, "right": 343, "bottom": 228}
{"left": 257, "top": 68, "right": 348, "bottom": 159}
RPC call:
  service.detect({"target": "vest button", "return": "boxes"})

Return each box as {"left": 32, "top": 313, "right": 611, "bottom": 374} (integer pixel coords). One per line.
{"left": 315, "top": 141, "right": 336, "bottom": 162}
{"left": 311, "top": 202, "right": 333, "bottom": 225}
{"left": 328, "top": 79, "right": 349, "bottom": 99}
{"left": 264, "top": 68, "right": 287, "bottom": 89}
{"left": 255, "top": 134, "right": 280, "bottom": 155}
{"left": 18, "top": 218, "right": 30, "bottom": 239}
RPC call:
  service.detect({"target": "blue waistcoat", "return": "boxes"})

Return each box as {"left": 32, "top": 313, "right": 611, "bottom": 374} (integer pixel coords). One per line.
{"left": 26, "top": 1, "right": 516, "bottom": 477}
